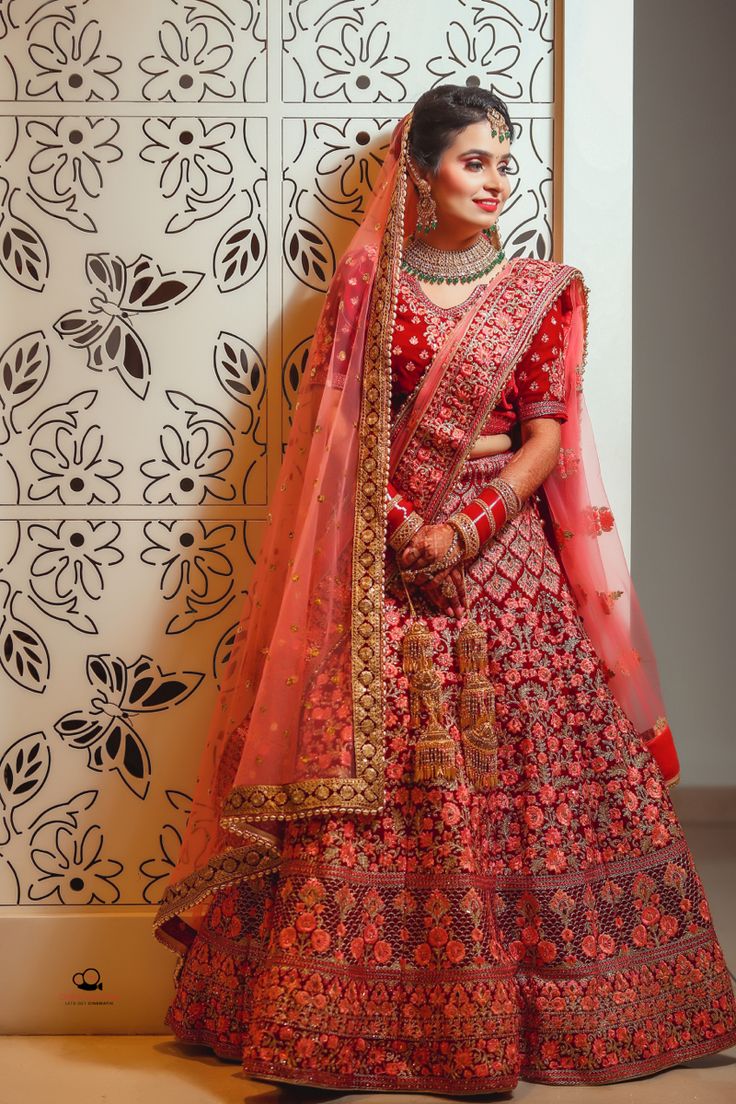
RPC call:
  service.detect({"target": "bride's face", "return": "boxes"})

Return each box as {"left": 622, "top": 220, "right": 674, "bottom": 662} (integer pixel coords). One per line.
{"left": 423, "top": 119, "right": 512, "bottom": 235}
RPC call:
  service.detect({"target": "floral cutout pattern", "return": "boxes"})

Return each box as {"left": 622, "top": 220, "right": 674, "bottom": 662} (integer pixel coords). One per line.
{"left": 24, "top": 8, "right": 122, "bottom": 101}
{"left": 2, "top": 0, "right": 266, "bottom": 103}
{"left": 282, "top": 0, "right": 553, "bottom": 104}
{"left": 140, "top": 519, "right": 247, "bottom": 635}
{"left": 0, "top": 175, "right": 50, "bottom": 291}
{"left": 140, "top": 789, "right": 192, "bottom": 904}
{"left": 26, "top": 116, "right": 122, "bottom": 232}
{"left": 138, "top": 0, "right": 266, "bottom": 102}
{"left": 28, "top": 519, "right": 123, "bottom": 634}
{"left": 0, "top": 727, "right": 122, "bottom": 907}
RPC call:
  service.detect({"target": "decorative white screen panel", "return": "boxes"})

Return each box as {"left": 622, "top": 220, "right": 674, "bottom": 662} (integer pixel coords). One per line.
{"left": 0, "top": 0, "right": 560, "bottom": 1026}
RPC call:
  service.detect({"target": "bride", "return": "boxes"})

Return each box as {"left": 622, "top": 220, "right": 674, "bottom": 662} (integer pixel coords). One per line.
{"left": 153, "top": 84, "right": 736, "bottom": 1092}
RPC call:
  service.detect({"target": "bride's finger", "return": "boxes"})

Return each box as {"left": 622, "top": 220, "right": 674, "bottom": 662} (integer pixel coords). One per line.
{"left": 450, "top": 566, "right": 466, "bottom": 610}
{"left": 429, "top": 576, "right": 459, "bottom": 618}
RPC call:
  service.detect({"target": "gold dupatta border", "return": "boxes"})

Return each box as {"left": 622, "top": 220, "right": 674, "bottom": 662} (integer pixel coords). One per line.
{"left": 213, "top": 125, "right": 412, "bottom": 828}
{"left": 153, "top": 125, "right": 412, "bottom": 946}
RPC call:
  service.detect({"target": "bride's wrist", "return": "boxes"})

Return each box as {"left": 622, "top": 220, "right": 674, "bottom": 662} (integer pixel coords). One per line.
{"left": 455, "top": 476, "right": 523, "bottom": 552}
{"left": 388, "top": 510, "right": 424, "bottom": 553}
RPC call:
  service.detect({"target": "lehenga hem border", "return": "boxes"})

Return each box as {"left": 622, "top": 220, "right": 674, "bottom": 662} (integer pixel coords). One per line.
{"left": 163, "top": 1014, "right": 736, "bottom": 1094}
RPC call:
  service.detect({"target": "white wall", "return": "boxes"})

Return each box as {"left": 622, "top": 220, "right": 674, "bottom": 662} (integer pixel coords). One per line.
{"left": 632, "top": 0, "right": 736, "bottom": 786}
{"left": 563, "top": 0, "right": 634, "bottom": 559}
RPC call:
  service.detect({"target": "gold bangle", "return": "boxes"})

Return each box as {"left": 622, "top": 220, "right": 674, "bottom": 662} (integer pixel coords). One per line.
{"left": 448, "top": 511, "right": 481, "bottom": 561}
{"left": 488, "top": 476, "right": 522, "bottom": 520}
{"left": 388, "top": 511, "right": 424, "bottom": 553}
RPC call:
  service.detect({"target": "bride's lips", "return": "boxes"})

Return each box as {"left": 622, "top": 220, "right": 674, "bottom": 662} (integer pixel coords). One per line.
{"left": 473, "top": 198, "right": 499, "bottom": 211}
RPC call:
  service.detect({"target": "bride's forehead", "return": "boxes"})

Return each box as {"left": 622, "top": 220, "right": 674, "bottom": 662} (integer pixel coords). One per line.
{"left": 441, "top": 120, "right": 510, "bottom": 154}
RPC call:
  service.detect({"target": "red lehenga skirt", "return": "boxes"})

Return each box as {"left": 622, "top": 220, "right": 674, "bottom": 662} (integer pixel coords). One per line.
{"left": 164, "top": 452, "right": 736, "bottom": 1094}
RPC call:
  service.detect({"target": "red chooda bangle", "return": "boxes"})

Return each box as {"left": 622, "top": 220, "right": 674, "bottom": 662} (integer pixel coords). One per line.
{"left": 459, "top": 477, "right": 522, "bottom": 547}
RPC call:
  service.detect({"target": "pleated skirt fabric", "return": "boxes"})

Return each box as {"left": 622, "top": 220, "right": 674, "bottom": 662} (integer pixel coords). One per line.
{"left": 164, "top": 453, "right": 736, "bottom": 1094}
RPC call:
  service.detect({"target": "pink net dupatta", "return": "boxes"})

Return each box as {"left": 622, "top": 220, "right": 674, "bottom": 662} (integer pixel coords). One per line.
{"left": 539, "top": 277, "right": 680, "bottom": 787}
{"left": 153, "top": 115, "right": 416, "bottom": 963}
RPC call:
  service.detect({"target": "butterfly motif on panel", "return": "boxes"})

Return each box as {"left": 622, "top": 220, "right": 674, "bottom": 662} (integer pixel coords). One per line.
{"left": 53, "top": 253, "right": 205, "bottom": 399}
{"left": 55, "top": 653, "right": 204, "bottom": 799}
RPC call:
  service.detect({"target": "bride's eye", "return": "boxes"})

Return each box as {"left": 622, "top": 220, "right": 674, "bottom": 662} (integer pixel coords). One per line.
{"left": 466, "top": 160, "right": 484, "bottom": 171}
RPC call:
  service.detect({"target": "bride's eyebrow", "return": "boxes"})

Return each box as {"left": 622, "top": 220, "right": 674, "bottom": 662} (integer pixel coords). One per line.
{"left": 460, "top": 149, "right": 510, "bottom": 159}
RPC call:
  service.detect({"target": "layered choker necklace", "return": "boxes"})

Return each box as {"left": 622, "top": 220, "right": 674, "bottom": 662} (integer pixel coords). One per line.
{"left": 401, "top": 229, "right": 506, "bottom": 285}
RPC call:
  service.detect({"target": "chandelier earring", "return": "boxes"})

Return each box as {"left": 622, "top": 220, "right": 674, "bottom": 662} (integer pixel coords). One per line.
{"left": 407, "top": 158, "right": 438, "bottom": 234}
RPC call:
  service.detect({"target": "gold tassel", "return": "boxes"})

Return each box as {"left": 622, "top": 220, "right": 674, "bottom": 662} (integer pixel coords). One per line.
{"left": 456, "top": 619, "right": 499, "bottom": 789}
{"left": 401, "top": 620, "right": 457, "bottom": 783}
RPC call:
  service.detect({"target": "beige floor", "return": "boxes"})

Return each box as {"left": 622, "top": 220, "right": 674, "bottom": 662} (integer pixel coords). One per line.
{"left": 1, "top": 823, "right": 735, "bottom": 1103}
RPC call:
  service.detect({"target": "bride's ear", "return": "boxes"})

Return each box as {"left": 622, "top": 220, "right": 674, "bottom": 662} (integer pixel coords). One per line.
{"left": 407, "top": 157, "right": 429, "bottom": 192}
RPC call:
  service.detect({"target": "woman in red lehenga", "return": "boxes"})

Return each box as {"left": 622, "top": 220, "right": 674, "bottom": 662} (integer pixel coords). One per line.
{"left": 153, "top": 86, "right": 736, "bottom": 1093}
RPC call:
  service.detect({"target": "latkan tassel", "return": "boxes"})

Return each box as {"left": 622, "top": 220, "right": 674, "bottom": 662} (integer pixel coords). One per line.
{"left": 456, "top": 618, "right": 488, "bottom": 675}
{"left": 456, "top": 619, "right": 500, "bottom": 790}
{"left": 462, "top": 718, "right": 499, "bottom": 789}
{"left": 402, "top": 619, "right": 457, "bottom": 783}
{"left": 413, "top": 713, "right": 458, "bottom": 782}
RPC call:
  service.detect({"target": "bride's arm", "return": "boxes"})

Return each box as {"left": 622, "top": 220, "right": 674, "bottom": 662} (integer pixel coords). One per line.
{"left": 447, "top": 417, "right": 560, "bottom": 552}
{"left": 484, "top": 416, "right": 560, "bottom": 504}
{"left": 386, "top": 480, "right": 424, "bottom": 553}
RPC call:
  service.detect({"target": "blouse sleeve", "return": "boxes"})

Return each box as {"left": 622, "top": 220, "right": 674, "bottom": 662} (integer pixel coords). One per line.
{"left": 515, "top": 290, "right": 570, "bottom": 423}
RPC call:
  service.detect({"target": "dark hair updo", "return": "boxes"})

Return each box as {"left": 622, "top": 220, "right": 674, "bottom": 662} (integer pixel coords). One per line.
{"left": 409, "top": 84, "right": 515, "bottom": 173}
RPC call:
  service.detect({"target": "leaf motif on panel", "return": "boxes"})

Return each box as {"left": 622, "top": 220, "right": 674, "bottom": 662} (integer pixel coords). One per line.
{"left": 0, "top": 177, "right": 49, "bottom": 290}
{"left": 281, "top": 333, "right": 312, "bottom": 442}
{"left": 213, "top": 209, "right": 267, "bottom": 290}
{"left": 283, "top": 198, "right": 335, "bottom": 291}
{"left": 0, "top": 580, "right": 50, "bottom": 693}
{"left": 213, "top": 619, "right": 242, "bottom": 686}
{"left": 0, "top": 730, "right": 50, "bottom": 841}
{"left": 0, "top": 329, "right": 49, "bottom": 446}
{"left": 213, "top": 331, "right": 267, "bottom": 499}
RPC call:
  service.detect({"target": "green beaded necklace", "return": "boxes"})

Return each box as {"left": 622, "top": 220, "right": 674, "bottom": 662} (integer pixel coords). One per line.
{"left": 400, "top": 228, "right": 506, "bottom": 286}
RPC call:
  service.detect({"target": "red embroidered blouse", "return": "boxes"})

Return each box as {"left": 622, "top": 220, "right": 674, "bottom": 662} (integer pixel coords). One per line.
{"left": 386, "top": 271, "right": 572, "bottom": 538}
